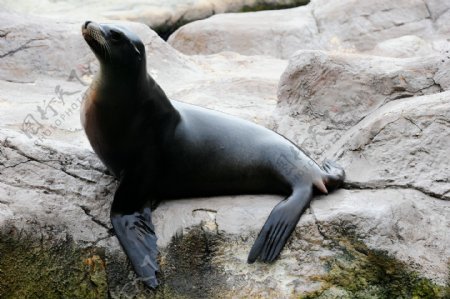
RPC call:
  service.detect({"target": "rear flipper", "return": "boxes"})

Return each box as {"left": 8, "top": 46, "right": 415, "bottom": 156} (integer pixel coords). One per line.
{"left": 247, "top": 184, "right": 313, "bottom": 263}
{"left": 111, "top": 207, "right": 159, "bottom": 288}
{"left": 322, "top": 159, "right": 345, "bottom": 192}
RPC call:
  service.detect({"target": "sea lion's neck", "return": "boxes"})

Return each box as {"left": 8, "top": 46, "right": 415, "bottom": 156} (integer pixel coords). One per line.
{"left": 96, "top": 65, "right": 144, "bottom": 102}
{"left": 94, "top": 65, "right": 177, "bottom": 117}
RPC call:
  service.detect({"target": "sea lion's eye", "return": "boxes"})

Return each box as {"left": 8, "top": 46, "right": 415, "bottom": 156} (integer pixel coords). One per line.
{"left": 110, "top": 30, "right": 122, "bottom": 43}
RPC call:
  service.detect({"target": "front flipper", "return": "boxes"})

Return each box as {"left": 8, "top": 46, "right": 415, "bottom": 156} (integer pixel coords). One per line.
{"left": 111, "top": 208, "right": 159, "bottom": 288}
{"left": 111, "top": 171, "right": 159, "bottom": 288}
{"left": 247, "top": 184, "right": 313, "bottom": 263}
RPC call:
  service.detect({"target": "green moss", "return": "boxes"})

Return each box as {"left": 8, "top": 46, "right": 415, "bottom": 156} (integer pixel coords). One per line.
{"left": 158, "top": 226, "right": 227, "bottom": 298}
{"left": 301, "top": 238, "right": 450, "bottom": 299}
{"left": 0, "top": 231, "right": 108, "bottom": 298}
{"left": 105, "top": 226, "right": 226, "bottom": 298}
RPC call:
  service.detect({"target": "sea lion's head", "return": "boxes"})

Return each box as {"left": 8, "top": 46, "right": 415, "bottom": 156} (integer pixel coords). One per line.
{"left": 82, "top": 21, "right": 145, "bottom": 73}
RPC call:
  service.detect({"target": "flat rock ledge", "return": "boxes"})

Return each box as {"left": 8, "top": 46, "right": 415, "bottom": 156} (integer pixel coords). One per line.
{"left": 1, "top": 1, "right": 450, "bottom": 298}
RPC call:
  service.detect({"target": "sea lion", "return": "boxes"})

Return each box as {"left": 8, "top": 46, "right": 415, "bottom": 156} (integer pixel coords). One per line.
{"left": 81, "top": 21, "right": 345, "bottom": 288}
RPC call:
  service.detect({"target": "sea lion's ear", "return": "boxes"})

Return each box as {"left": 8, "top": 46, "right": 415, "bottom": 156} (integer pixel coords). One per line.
{"left": 133, "top": 44, "right": 142, "bottom": 60}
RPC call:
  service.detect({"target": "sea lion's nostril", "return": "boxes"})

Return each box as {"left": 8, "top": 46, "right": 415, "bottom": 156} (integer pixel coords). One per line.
{"left": 84, "top": 21, "right": 92, "bottom": 29}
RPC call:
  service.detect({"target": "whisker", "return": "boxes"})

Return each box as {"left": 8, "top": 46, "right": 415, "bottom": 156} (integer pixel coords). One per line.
{"left": 88, "top": 28, "right": 112, "bottom": 62}
{"left": 105, "top": 43, "right": 112, "bottom": 61}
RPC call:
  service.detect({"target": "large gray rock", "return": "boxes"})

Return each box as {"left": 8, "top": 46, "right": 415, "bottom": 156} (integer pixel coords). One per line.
{"left": 0, "top": 0, "right": 309, "bottom": 38}
{"left": 325, "top": 91, "right": 450, "bottom": 200}
{"left": 2, "top": 127, "right": 449, "bottom": 297}
{"left": 311, "top": 188, "right": 450, "bottom": 286}
{"left": 169, "top": 0, "right": 450, "bottom": 58}
{"left": 311, "top": 0, "right": 435, "bottom": 52}
{"left": 168, "top": 6, "right": 319, "bottom": 59}
{"left": 275, "top": 49, "right": 450, "bottom": 160}
{"left": 270, "top": 47, "right": 450, "bottom": 296}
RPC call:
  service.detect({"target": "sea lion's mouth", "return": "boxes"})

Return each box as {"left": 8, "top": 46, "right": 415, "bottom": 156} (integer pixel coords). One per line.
{"left": 82, "top": 21, "right": 111, "bottom": 60}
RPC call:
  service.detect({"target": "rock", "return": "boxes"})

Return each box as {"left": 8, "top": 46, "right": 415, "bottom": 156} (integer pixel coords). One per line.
{"left": 0, "top": 129, "right": 115, "bottom": 244}
{"left": 1, "top": 0, "right": 309, "bottom": 39}
{"left": 0, "top": 232, "right": 109, "bottom": 298}
{"left": 311, "top": 0, "right": 435, "bottom": 52}
{"left": 369, "top": 35, "right": 435, "bottom": 58}
{"left": 274, "top": 50, "right": 449, "bottom": 160}
{"left": 326, "top": 91, "right": 450, "bottom": 200}
{"left": 2, "top": 126, "right": 449, "bottom": 297}
{"left": 168, "top": 6, "right": 320, "bottom": 59}
{"left": 171, "top": 52, "right": 286, "bottom": 124}
{"left": 271, "top": 45, "right": 450, "bottom": 295}
{"left": 169, "top": 0, "right": 450, "bottom": 58}
{"left": 311, "top": 189, "right": 450, "bottom": 285}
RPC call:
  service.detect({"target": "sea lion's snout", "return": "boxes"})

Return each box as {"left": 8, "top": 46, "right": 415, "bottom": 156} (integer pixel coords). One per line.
{"left": 82, "top": 21, "right": 103, "bottom": 41}
{"left": 82, "top": 21, "right": 110, "bottom": 61}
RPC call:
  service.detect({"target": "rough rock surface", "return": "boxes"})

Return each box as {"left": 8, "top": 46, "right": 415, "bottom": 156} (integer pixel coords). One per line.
{"left": 1, "top": 0, "right": 309, "bottom": 39}
{"left": 275, "top": 50, "right": 450, "bottom": 160}
{"left": 1, "top": 0, "right": 450, "bottom": 298}
{"left": 169, "top": 6, "right": 320, "bottom": 58}
{"left": 169, "top": 0, "right": 450, "bottom": 58}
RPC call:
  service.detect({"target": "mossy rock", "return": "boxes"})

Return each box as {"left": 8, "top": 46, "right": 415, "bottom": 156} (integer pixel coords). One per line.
{"left": 301, "top": 237, "right": 450, "bottom": 299}
{"left": 0, "top": 230, "right": 108, "bottom": 298}
{"left": 2, "top": 224, "right": 448, "bottom": 298}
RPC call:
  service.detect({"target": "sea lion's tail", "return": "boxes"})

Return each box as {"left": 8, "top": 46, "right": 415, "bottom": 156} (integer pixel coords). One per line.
{"left": 321, "top": 159, "right": 346, "bottom": 192}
